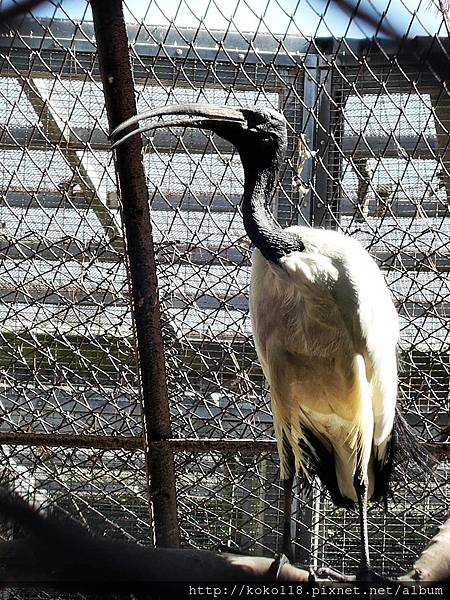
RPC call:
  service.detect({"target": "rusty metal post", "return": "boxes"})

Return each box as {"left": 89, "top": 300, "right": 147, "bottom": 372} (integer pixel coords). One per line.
{"left": 91, "top": 0, "right": 180, "bottom": 547}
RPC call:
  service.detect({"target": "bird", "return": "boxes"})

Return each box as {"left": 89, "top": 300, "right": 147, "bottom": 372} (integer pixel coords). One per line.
{"left": 110, "top": 103, "right": 400, "bottom": 579}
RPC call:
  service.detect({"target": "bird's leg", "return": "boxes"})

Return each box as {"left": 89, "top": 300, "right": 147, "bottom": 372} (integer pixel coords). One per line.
{"left": 320, "top": 471, "right": 383, "bottom": 583}
{"left": 354, "top": 471, "right": 370, "bottom": 573}
{"left": 353, "top": 472, "right": 382, "bottom": 581}
{"left": 281, "top": 473, "right": 294, "bottom": 563}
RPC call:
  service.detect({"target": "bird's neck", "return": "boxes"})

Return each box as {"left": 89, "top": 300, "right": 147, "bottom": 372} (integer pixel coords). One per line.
{"left": 242, "top": 164, "right": 293, "bottom": 262}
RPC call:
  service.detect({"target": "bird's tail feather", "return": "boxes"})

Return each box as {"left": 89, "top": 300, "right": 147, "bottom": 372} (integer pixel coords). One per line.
{"left": 372, "top": 405, "right": 432, "bottom": 506}
{"left": 293, "top": 405, "right": 431, "bottom": 510}
{"left": 393, "top": 405, "right": 432, "bottom": 469}
{"left": 298, "top": 428, "right": 355, "bottom": 509}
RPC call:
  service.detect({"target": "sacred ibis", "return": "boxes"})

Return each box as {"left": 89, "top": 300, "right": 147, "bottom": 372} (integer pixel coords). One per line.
{"left": 111, "top": 103, "right": 401, "bottom": 579}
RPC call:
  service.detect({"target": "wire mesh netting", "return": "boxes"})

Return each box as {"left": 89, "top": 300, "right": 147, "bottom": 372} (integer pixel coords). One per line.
{"left": 0, "top": 0, "right": 449, "bottom": 589}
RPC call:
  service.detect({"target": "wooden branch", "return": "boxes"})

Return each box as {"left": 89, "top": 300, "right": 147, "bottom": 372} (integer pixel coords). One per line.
{"left": 400, "top": 514, "right": 450, "bottom": 582}
{"left": 0, "top": 538, "right": 310, "bottom": 588}
{"left": 1, "top": 488, "right": 450, "bottom": 593}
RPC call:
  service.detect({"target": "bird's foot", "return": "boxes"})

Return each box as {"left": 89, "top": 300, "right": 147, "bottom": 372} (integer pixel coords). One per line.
{"left": 315, "top": 567, "right": 356, "bottom": 582}
{"left": 266, "top": 553, "right": 290, "bottom": 580}
{"left": 280, "top": 537, "right": 294, "bottom": 564}
{"left": 281, "top": 547, "right": 294, "bottom": 565}
{"left": 355, "top": 566, "right": 385, "bottom": 582}
{"left": 215, "top": 541, "right": 244, "bottom": 554}
{"left": 315, "top": 566, "right": 391, "bottom": 584}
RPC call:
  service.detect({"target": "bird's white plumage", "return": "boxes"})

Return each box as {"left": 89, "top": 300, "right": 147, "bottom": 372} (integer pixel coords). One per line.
{"left": 249, "top": 226, "right": 398, "bottom": 502}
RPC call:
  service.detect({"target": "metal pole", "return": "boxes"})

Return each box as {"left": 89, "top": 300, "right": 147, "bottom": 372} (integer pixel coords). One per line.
{"left": 91, "top": 0, "right": 180, "bottom": 547}
{"left": 300, "top": 55, "right": 320, "bottom": 227}
{"left": 312, "top": 58, "right": 333, "bottom": 228}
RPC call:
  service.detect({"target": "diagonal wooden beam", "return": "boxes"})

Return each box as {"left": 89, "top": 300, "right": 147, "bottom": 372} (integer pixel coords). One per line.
{"left": 19, "top": 76, "right": 123, "bottom": 254}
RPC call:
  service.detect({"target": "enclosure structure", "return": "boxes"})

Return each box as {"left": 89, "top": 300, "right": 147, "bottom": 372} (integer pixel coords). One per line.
{"left": 0, "top": 0, "right": 449, "bottom": 586}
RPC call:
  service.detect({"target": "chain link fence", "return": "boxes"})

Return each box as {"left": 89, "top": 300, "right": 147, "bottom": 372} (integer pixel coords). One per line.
{"left": 0, "top": 0, "right": 449, "bottom": 591}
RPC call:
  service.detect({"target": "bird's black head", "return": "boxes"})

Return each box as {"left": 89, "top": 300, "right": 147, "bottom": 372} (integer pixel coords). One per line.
{"left": 211, "top": 106, "right": 287, "bottom": 174}
{"left": 110, "top": 103, "right": 287, "bottom": 174}
{"left": 110, "top": 104, "right": 303, "bottom": 262}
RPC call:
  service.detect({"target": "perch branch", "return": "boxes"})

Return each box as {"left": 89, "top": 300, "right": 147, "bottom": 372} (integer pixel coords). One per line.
{"left": 0, "top": 490, "right": 450, "bottom": 594}
{"left": 400, "top": 513, "right": 450, "bottom": 582}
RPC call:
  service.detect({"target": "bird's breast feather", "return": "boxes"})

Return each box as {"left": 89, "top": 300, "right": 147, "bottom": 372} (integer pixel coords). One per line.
{"left": 279, "top": 251, "right": 339, "bottom": 292}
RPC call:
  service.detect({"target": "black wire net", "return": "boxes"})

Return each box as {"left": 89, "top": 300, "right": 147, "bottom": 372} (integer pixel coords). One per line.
{"left": 0, "top": 0, "right": 449, "bottom": 590}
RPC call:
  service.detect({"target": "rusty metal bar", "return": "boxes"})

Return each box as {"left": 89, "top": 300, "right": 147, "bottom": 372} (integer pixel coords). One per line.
{"left": 91, "top": 0, "right": 179, "bottom": 547}
{"left": 0, "top": 432, "right": 278, "bottom": 453}
{"left": 175, "top": 439, "right": 277, "bottom": 454}
{"left": 1, "top": 431, "right": 445, "bottom": 459}
{"left": 0, "top": 432, "right": 144, "bottom": 450}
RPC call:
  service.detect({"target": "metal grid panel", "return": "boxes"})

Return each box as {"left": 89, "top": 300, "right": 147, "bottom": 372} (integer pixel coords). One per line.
{"left": 0, "top": 13, "right": 140, "bottom": 441}
{"left": 326, "top": 56, "right": 450, "bottom": 435}
{"left": 0, "top": 0, "right": 448, "bottom": 587}
{"left": 0, "top": 445, "right": 151, "bottom": 541}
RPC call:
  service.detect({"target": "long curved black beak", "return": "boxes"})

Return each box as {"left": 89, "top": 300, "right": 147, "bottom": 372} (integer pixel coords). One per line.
{"left": 110, "top": 103, "right": 247, "bottom": 149}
